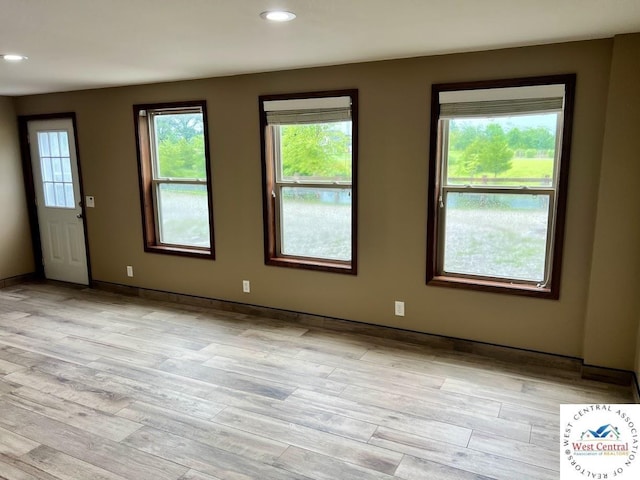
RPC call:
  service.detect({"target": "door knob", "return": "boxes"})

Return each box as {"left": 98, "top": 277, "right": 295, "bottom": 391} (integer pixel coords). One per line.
{"left": 76, "top": 213, "right": 83, "bottom": 219}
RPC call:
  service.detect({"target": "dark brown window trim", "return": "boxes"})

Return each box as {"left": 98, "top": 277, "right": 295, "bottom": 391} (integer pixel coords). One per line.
{"left": 426, "top": 74, "right": 576, "bottom": 299}
{"left": 266, "top": 257, "right": 353, "bottom": 273}
{"left": 429, "top": 276, "right": 554, "bottom": 299}
{"left": 133, "top": 100, "right": 215, "bottom": 259}
{"left": 259, "top": 89, "right": 358, "bottom": 275}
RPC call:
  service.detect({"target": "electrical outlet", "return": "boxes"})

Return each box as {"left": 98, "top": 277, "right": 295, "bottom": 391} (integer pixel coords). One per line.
{"left": 126, "top": 265, "right": 134, "bottom": 277}
{"left": 242, "top": 280, "right": 250, "bottom": 293}
{"left": 394, "top": 301, "right": 405, "bottom": 317}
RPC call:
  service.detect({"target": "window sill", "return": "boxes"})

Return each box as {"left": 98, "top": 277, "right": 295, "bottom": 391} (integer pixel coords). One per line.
{"left": 266, "top": 256, "right": 356, "bottom": 275}
{"left": 145, "top": 244, "right": 214, "bottom": 260}
{"left": 428, "top": 274, "right": 556, "bottom": 299}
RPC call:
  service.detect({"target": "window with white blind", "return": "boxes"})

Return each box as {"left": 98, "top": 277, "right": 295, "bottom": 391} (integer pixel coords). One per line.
{"left": 259, "top": 90, "right": 358, "bottom": 274}
{"left": 427, "top": 75, "right": 576, "bottom": 298}
{"left": 133, "top": 101, "right": 215, "bottom": 258}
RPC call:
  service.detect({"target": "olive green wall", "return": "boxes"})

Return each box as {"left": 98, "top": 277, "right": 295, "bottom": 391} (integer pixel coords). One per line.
{"left": 14, "top": 38, "right": 628, "bottom": 367}
{"left": 582, "top": 32, "right": 640, "bottom": 379}
{"left": 636, "top": 323, "right": 640, "bottom": 386}
{"left": 0, "top": 96, "right": 34, "bottom": 281}
{"left": 584, "top": 34, "right": 640, "bottom": 372}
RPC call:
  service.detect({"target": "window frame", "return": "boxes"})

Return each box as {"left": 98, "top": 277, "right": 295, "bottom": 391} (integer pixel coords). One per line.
{"left": 426, "top": 74, "right": 576, "bottom": 299}
{"left": 259, "top": 89, "right": 358, "bottom": 274}
{"left": 133, "top": 100, "right": 215, "bottom": 259}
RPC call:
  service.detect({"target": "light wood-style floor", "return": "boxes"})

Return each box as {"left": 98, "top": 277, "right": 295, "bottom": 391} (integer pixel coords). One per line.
{"left": 0, "top": 282, "right": 633, "bottom": 480}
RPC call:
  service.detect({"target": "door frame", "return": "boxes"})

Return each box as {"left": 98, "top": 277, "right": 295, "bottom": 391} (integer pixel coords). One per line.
{"left": 18, "top": 112, "right": 92, "bottom": 284}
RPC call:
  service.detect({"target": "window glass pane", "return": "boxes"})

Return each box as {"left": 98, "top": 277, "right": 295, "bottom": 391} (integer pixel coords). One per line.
{"left": 59, "top": 132, "right": 70, "bottom": 156}
{"left": 49, "top": 132, "right": 60, "bottom": 157}
{"left": 442, "top": 192, "right": 549, "bottom": 282}
{"left": 157, "top": 183, "right": 210, "bottom": 247}
{"left": 54, "top": 183, "right": 65, "bottom": 207}
{"left": 41, "top": 157, "right": 53, "bottom": 182}
{"left": 44, "top": 183, "right": 55, "bottom": 206}
{"left": 42, "top": 181, "right": 74, "bottom": 209}
{"left": 153, "top": 112, "right": 206, "bottom": 180}
{"left": 64, "top": 183, "right": 75, "bottom": 208}
{"left": 280, "top": 186, "right": 351, "bottom": 261}
{"left": 52, "top": 157, "right": 63, "bottom": 182}
{"left": 37, "top": 132, "right": 50, "bottom": 157}
{"left": 445, "top": 113, "right": 558, "bottom": 187}
{"left": 62, "top": 157, "right": 72, "bottom": 182}
{"left": 279, "top": 122, "right": 352, "bottom": 182}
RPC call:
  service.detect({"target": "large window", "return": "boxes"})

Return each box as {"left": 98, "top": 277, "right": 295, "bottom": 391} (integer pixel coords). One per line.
{"left": 134, "top": 101, "right": 214, "bottom": 258}
{"left": 259, "top": 90, "right": 358, "bottom": 274}
{"left": 427, "top": 75, "right": 575, "bottom": 298}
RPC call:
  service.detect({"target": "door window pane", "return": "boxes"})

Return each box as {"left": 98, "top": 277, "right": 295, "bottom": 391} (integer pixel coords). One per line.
{"left": 52, "top": 157, "right": 63, "bottom": 182}
{"left": 41, "top": 157, "right": 53, "bottom": 182}
{"left": 64, "top": 184, "right": 75, "bottom": 208}
{"left": 44, "top": 183, "right": 56, "bottom": 206}
{"left": 38, "top": 133, "right": 50, "bottom": 156}
{"left": 49, "top": 132, "right": 60, "bottom": 157}
{"left": 37, "top": 131, "right": 75, "bottom": 209}
{"left": 62, "top": 157, "right": 72, "bottom": 182}
{"left": 59, "top": 132, "right": 69, "bottom": 156}
{"left": 54, "top": 183, "right": 65, "bottom": 207}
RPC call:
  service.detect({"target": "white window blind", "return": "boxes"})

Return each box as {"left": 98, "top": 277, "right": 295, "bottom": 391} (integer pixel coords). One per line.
{"left": 439, "top": 84, "right": 565, "bottom": 118}
{"left": 264, "top": 96, "right": 351, "bottom": 124}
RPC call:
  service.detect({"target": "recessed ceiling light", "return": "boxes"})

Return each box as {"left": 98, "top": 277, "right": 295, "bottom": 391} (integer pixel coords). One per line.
{"left": 1, "top": 54, "right": 28, "bottom": 62}
{"left": 260, "top": 10, "right": 296, "bottom": 22}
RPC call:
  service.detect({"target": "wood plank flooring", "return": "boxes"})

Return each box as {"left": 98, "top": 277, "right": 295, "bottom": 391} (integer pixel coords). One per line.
{"left": 0, "top": 282, "right": 633, "bottom": 480}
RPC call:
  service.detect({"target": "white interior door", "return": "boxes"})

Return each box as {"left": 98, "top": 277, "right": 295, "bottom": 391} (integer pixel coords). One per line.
{"left": 28, "top": 118, "right": 89, "bottom": 285}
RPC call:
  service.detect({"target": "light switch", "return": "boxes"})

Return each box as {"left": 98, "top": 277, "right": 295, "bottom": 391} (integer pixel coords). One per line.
{"left": 86, "top": 196, "right": 95, "bottom": 208}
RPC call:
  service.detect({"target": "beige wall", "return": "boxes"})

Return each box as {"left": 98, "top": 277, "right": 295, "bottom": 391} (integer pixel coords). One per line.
{"left": 0, "top": 96, "right": 34, "bottom": 281}
{"left": 584, "top": 34, "right": 640, "bottom": 371}
{"left": 636, "top": 322, "right": 640, "bottom": 384}
{"left": 14, "top": 39, "right": 622, "bottom": 365}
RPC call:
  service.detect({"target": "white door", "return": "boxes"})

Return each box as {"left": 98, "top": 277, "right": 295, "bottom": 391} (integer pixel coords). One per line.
{"left": 28, "top": 118, "right": 89, "bottom": 285}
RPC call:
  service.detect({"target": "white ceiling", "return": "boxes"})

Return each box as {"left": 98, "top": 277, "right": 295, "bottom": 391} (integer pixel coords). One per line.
{"left": 2, "top": 0, "right": 640, "bottom": 96}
